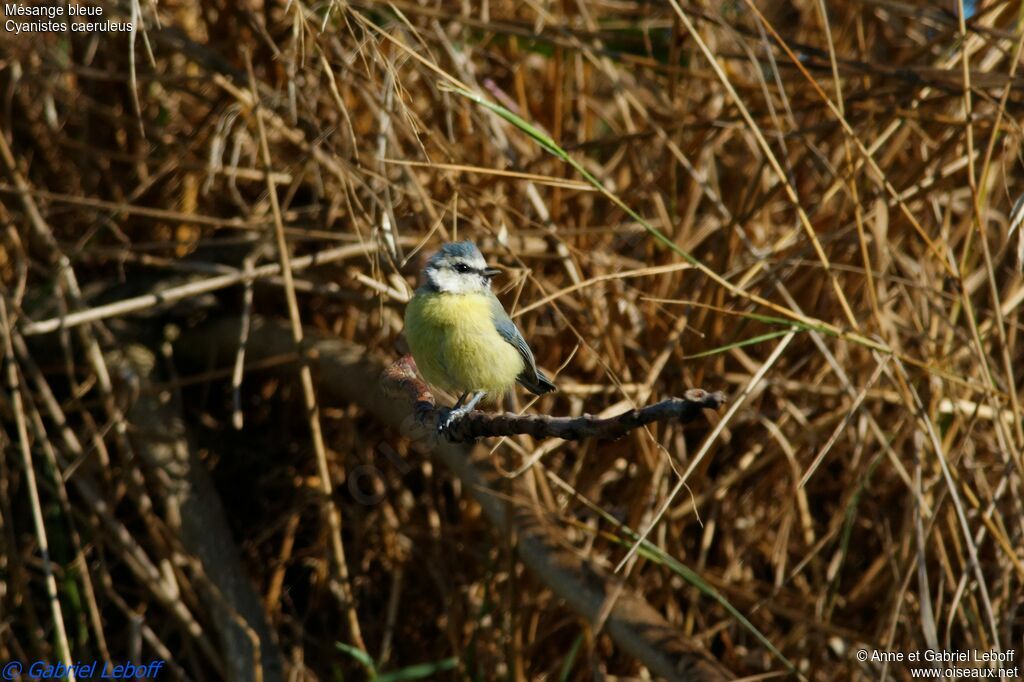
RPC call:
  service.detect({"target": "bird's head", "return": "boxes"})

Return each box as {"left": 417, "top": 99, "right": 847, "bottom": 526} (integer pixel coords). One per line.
{"left": 421, "top": 241, "right": 501, "bottom": 293}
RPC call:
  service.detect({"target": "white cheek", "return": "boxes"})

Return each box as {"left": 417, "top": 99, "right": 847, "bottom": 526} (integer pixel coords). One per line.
{"left": 432, "top": 271, "right": 478, "bottom": 293}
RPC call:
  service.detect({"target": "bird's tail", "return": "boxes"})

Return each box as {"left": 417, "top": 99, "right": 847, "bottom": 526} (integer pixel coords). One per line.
{"left": 518, "top": 369, "right": 556, "bottom": 396}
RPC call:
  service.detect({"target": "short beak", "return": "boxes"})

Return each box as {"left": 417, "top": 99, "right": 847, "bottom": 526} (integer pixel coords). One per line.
{"left": 483, "top": 267, "right": 502, "bottom": 279}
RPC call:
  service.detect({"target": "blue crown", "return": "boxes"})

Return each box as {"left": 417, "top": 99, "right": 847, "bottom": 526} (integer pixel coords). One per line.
{"left": 437, "top": 241, "right": 481, "bottom": 259}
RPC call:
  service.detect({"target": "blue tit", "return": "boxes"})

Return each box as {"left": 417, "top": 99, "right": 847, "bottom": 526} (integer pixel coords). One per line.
{"left": 404, "top": 241, "right": 555, "bottom": 429}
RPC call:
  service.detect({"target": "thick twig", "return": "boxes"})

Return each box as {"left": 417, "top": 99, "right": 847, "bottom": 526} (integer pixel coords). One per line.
{"left": 382, "top": 355, "right": 725, "bottom": 442}
{"left": 19, "top": 244, "right": 373, "bottom": 336}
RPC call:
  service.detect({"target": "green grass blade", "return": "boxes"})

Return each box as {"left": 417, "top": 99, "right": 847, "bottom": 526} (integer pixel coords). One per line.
{"left": 580, "top": 501, "right": 800, "bottom": 676}
{"left": 446, "top": 83, "right": 926, "bottom": 367}
{"left": 634, "top": 542, "right": 799, "bottom": 676}
{"left": 375, "top": 657, "right": 459, "bottom": 682}
{"left": 685, "top": 328, "right": 798, "bottom": 359}
{"left": 443, "top": 85, "right": 697, "bottom": 265}
{"left": 558, "top": 631, "right": 585, "bottom": 682}
{"left": 335, "top": 642, "right": 377, "bottom": 677}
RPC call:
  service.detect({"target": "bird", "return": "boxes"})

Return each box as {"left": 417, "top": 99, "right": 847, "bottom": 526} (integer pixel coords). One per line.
{"left": 404, "top": 241, "right": 555, "bottom": 431}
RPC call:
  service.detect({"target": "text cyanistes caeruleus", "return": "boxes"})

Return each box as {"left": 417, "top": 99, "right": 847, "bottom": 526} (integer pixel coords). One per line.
{"left": 404, "top": 241, "right": 555, "bottom": 430}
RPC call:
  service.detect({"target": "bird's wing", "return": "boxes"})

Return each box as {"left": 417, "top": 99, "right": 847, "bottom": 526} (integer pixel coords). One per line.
{"left": 488, "top": 293, "right": 538, "bottom": 373}
{"left": 489, "top": 293, "right": 556, "bottom": 395}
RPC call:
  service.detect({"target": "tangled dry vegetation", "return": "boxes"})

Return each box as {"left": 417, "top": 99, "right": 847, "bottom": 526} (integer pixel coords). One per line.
{"left": 2, "top": 0, "right": 1024, "bottom": 679}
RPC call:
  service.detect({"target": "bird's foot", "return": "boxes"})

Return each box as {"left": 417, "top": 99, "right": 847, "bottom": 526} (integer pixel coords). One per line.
{"left": 437, "top": 405, "right": 471, "bottom": 436}
{"left": 437, "top": 392, "right": 485, "bottom": 439}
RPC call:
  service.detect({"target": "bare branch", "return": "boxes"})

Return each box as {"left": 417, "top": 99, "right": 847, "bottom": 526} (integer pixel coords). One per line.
{"left": 382, "top": 355, "right": 725, "bottom": 442}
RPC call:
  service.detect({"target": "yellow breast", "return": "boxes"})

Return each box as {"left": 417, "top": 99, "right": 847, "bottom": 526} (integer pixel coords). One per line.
{"left": 404, "top": 291, "right": 525, "bottom": 396}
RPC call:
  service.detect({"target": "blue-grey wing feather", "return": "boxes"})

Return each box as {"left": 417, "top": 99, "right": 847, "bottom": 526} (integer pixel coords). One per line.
{"left": 489, "top": 294, "right": 556, "bottom": 395}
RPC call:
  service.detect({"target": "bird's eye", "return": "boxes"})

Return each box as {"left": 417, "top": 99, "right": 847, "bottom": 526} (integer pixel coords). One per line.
{"left": 454, "top": 262, "right": 471, "bottom": 273}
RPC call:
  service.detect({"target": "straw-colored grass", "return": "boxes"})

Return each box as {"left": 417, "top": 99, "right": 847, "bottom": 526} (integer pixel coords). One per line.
{"left": 2, "top": 0, "right": 1023, "bottom": 679}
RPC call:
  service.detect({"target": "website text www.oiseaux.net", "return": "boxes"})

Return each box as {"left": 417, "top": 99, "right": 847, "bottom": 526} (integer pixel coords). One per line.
{"left": 857, "top": 648, "right": 1018, "bottom": 678}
